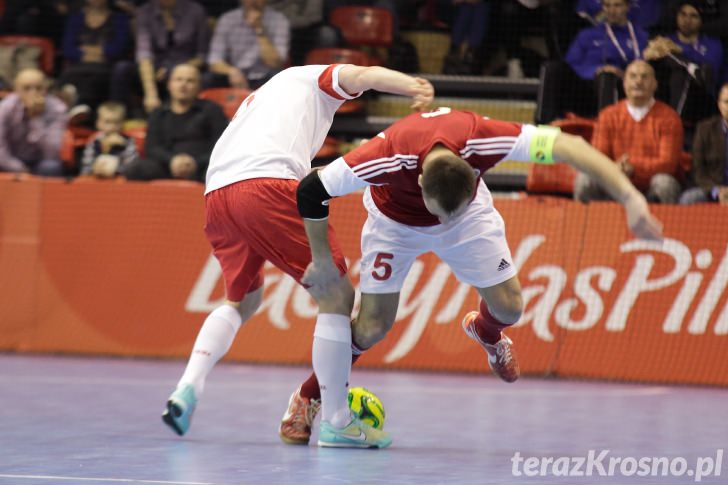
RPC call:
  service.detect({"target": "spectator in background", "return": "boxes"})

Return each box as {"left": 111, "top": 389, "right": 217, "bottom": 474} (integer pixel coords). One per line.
{"left": 0, "top": 1, "right": 75, "bottom": 44}
{"left": 680, "top": 83, "right": 728, "bottom": 204}
{"left": 574, "top": 60, "right": 683, "bottom": 204}
{"left": 0, "top": 68, "right": 67, "bottom": 176}
{"left": 58, "top": 0, "right": 133, "bottom": 113}
{"left": 576, "top": 0, "right": 661, "bottom": 31}
{"left": 134, "top": 0, "right": 210, "bottom": 113}
{"left": 80, "top": 101, "right": 138, "bottom": 178}
{"left": 205, "top": 0, "right": 290, "bottom": 89}
{"left": 565, "top": 0, "right": 649, "bottom": 111}
{"left": 268, "top": 0, "right": 337, "bottom": 66}
{"left": 125, "top": 64, "right": 228, "bottom": 181}
{"left": 643, "top": 1, "right": 722, "bottom": 125}
{"left": 442, "top": 0, "right": 491, "bottom": 75}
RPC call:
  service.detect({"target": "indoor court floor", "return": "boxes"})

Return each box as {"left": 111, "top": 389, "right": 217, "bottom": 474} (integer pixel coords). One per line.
{"left": 1, "top": 354, "right": 726, "bottom": 484}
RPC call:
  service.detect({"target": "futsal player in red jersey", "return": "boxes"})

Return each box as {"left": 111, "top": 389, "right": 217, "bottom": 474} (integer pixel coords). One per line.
{"left": 293, "top": 107, "right": 663, "bottom": 436}
{"left": 161, "top": 63, "right": 433, "bottom": 449}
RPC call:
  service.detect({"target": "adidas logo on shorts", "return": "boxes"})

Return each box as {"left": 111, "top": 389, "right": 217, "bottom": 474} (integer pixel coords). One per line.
{"left": 497, "top": 258, "right": 511, "bottom": 272}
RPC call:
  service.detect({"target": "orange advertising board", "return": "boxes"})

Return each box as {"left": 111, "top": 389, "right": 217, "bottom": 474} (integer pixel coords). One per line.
{"left": 1, "top": 178, "right": 726, "bottom": 385}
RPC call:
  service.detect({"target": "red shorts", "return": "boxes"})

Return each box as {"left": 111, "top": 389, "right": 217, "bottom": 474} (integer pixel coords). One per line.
{"left": 204, "top": 178, "right": 348, "bottom": 302}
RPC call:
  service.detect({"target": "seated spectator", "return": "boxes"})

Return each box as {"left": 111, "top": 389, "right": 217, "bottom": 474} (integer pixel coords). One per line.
{"left": 268, "top": 0, "right": 338, "bottom": 66}
{"left": 442, "top": 0, "right": 491, "bottom": 76}
{"left": 574, "top": 60, "right": 683, "bottom": 203}
{"left": 538, "top": 0, "right": 650, "bottom": 123}
{"left": 58, "top": 0, "right": 134, "bottom": 112}
{"left": 643, "top": 1, "right": 722, "bottom": 124}
{"left": 680, "top": 83, "right": 728, "bottom": 204}
{"left": 134, "top": 0, "right": 210, "bottom": 114}
{"left": 577, "top": 0, "right": 661, "bottom": 31}
{"left": 205, "top": 0, "right": 290, "bottom": 90}
{"left": 80, "top": 101, "right": 138, "bottom": 178}
{"left": 125, "top": 64, "right": 228, "bottom": 181}
{"left": 566, "top": 0, "right": 649, "bottom": 111}
{"left": 0, "top": 68, "right": 67, "bottom": 176}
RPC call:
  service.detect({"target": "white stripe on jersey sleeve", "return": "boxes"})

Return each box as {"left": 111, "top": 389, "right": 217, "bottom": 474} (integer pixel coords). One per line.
{"left": 319, "top": 157, "right": 370, "bottom": 197}
{"left": 332, "top": 65, "right": 361, "bottom": 100}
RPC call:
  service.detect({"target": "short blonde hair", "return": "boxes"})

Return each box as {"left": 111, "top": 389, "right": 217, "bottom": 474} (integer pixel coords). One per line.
{"left": 97, "top": 101, "right": 126, "bottom": 120}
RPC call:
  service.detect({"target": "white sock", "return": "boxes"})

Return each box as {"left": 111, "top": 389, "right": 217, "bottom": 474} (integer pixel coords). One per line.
{"left": 178, "top": 304, "right": 242, "bottom": 396}
{"left": 313, "top": 313, "right": 353, "bottom": 428}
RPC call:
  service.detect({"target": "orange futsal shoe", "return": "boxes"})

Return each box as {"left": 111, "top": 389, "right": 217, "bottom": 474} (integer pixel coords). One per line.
{"left": 462, "top": 311, "right": 520, "bottom": 383}
{"left": 279, "top": 386, "right": 321, "bottom": 445}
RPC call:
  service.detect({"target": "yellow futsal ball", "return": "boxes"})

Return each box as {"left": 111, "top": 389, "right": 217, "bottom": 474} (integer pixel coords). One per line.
{"left": 347, "top": 387, "right": 385, "bottom": 430}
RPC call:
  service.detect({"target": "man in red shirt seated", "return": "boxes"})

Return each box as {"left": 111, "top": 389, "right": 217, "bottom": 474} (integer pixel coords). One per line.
{"left": 574, "top": 60, "right": 684, "bottom": 204}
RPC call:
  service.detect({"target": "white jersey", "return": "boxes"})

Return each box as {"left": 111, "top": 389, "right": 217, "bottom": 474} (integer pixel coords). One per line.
{"left": 205, "top": 64, "right": 359, "bottom": 194}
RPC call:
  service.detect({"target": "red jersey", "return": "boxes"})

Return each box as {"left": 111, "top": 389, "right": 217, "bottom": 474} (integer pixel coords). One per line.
{"left": 320, "top": 108, "right": 532, "bottom": 226}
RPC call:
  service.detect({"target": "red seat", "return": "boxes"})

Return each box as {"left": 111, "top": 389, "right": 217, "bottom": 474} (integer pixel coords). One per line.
{"left": 305, "top": 48, "right": 379, "bottom": 67}
{"left": 525, "top": 118, "right": 595, "bottom": 195}
{"left": 123, "top": 126, "right": 147, "bottom": 158}
{"left": 329, "top": 7, "right": 393, "bottom": 48}
{"left": 60, "top": 126, "right": 95, "bottom": 169}
{"left": 199, "top": 87, "right": 253, "bottom": 120}
{"left": 315, "top": 136, "right": 340, "bottom": 159}
{"left": 0, "top": 35, "right": 55, "bottom": 75}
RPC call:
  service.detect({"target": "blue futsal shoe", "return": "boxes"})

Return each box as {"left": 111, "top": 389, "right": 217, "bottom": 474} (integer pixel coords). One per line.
{"left": 318, "top": 417, "right": 393, "bottom": 449}
{"left": 162, "top": 384, "right": 197, "bottom": 436}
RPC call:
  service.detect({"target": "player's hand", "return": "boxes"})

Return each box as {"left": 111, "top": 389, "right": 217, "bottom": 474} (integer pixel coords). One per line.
{"left": 302, "top": 260, "right": 341, "bottom": 295}
{"left": 624, "top": 192, "right": 663, "bottom": 242}
{"left": 409, "top": 77, "right": 434, "bottom": 112}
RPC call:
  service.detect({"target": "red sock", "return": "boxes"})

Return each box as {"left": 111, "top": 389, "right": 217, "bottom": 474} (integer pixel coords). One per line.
{"left": 472, "top": 300, "right": 510, "bottom": 345}
{"left": 299, "top": 351, "right": 363, "bottom": 400}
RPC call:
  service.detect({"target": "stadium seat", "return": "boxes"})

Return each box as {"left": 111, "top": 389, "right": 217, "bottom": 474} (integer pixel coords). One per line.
{"left": 329, "top": 7, "right": 393, "bottom": 48}
{"left": 525, "top": 117, "right": 595, "bottom": 195}
{"left": 123, "top": 126, "right": 147, "bottom": 158}
{"left": 199, "top": 87, "right": 253, "bottom": 120}
{"left": 60, "top": 126, "right": 95, "bottom": 170}
{"left": 305, "top": 48, "right": 379, "bottom": 67}
{"left": 315, "top": 136, "right": 340, "bottom": 160}
{"left": 0, "top": 35, "right": 55, "bottom": 75}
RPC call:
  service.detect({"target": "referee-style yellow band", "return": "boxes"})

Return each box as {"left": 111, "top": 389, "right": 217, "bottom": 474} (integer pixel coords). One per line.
{"left": 529, "top": 125, "right": 561, "bottom": 164}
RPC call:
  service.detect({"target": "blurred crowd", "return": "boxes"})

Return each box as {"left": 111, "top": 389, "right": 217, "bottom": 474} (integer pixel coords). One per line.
{"left": 0, "top": 0, "right": 726, "bottom": 205}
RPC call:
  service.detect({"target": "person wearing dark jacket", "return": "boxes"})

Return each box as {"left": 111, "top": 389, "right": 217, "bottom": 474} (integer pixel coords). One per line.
{"left": 125, "top": 64, "right": 228, "bottom": 181}
{"left": 680, "top": 83, "right": 728, "bottom": 204}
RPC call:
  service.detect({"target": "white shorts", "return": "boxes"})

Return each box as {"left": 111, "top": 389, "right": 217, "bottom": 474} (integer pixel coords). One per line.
{"left": 359, "top": 183, "right": 517, "bottom": 294}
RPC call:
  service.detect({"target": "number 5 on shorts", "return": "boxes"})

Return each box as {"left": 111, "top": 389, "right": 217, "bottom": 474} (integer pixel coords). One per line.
{"left": 372, "top": 252, "right": 394, "bottom": 281}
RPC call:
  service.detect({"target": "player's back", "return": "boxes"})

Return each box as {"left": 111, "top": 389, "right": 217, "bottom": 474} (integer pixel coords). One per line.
{"left": 205, "top": 65, "right": 349, "bottom": 194}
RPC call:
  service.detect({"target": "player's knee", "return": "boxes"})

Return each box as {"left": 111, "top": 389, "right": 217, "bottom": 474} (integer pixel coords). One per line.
{"left": 490, "top": 293, "right": 523, "bottom": 325}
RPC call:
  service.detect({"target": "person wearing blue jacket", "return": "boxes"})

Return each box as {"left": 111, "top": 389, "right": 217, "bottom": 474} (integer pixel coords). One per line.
{"left": 644, "top": 0, "right": 723, "bottom": 124}
{"left": 565, "top": 0, "right": 649, "bottom": 111}
{"left": 57, "top": 0, "right": 134, "bottom": 112}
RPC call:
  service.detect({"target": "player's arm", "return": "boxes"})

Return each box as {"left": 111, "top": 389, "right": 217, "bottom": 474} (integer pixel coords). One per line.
{"left": 296, "top": 170, "right": 341, "bottom": 289}
{"left": 337, "top": 65, "right": 433, "bottom": 111}
{"left": 551, "top": 132, "right": 663, "bottom": 241}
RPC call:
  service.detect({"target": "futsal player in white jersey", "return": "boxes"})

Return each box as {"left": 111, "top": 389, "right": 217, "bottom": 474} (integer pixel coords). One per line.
{"left": 294, "top": 107, "right": 663, "bottom": 418}
{"left": 161, "top": 64, "right": 433, "bottom": 449}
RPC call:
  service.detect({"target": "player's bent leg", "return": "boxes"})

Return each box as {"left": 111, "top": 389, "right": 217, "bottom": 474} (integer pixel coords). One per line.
{"left": 352, "top": 292, "right": 400, "bottom": 350}
{"left": 462, "top": 277, "right": 523, "bottom": 383}
{"left": 163, "top": 288, "right": 263, "bottom": 436}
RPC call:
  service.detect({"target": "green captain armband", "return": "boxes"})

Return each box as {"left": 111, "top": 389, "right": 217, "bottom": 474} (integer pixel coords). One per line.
{"left": 528, "top": 125, "right": 561, "bottom": 164}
